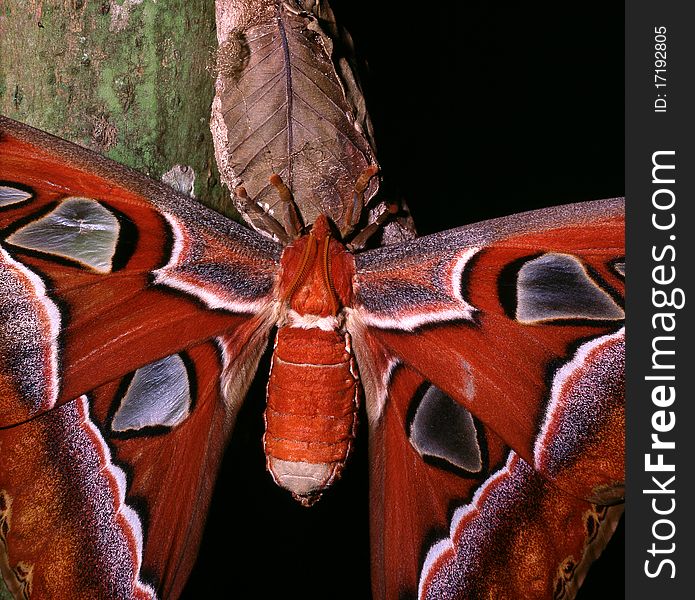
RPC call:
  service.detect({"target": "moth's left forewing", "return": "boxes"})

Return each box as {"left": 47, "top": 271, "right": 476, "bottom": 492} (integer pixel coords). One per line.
{"left": 0, "top": 117, "right": 282, "bottom": 597}
{"left": 0, "top": 117, "right": 281, "bottom": 426}
{"left": 349, "top": 199, "right": 624, "bottom": 599}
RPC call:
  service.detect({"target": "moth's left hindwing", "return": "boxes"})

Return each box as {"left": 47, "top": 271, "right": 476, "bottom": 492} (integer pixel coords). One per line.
{"left": 350, "top": 198, "right": 624, "bottom": 599}
{"left": 0, "top": 339, "right": 231, "bottom": 599}
{"left": 0, "top": 117, "right": 279, "bottom": 597}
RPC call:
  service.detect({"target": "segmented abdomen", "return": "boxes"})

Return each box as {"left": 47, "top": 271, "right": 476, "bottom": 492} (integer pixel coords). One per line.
{"left": 264, "top": 324, "right": 359, "bottom": 503}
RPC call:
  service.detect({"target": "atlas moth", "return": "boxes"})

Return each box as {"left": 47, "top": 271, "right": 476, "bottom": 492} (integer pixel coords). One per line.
{"left": 0, "top": 114, "right": 624, "bottom": 599}
{"left": 0, "top": 2, "right": 622, "bottom": 599}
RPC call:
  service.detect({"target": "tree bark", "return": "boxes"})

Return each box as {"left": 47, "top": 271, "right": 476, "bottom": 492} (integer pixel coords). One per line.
{"left": 0, "top": 0, "right": 226, "bottom": 209}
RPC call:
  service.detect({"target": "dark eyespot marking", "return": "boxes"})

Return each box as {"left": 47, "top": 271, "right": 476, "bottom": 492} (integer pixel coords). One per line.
{"left": 409, "top": 384, "right": 482, "bottom": 473}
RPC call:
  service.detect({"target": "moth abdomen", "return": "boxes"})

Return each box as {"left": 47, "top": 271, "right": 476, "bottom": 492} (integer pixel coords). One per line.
{"left": 264, "top": 325, "right": 360, "bottom": 505}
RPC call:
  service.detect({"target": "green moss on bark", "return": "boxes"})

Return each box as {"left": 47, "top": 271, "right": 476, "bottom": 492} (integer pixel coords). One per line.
{"left": 0, "top": 0, "right": 226, "bottom": 208}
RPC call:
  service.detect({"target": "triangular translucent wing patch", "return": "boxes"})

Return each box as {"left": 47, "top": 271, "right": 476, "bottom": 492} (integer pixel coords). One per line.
{"left": 7, "top": 197, "right": 120, "bottom": 273}
{"left": 516, "top": 253, "right": 624, "bottom": 323}
{"left": 0, "top": 184, "right": 32, "bottom": 207}
{"left": 112, "top": 354, "right": 191, "bottom": 432}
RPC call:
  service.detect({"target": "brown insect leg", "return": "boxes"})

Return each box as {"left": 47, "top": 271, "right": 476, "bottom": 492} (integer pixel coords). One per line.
{"left": 270, "top": 174, "right": 304, "bottom": 239}
{"left": 234, "top": 186, "right": 290, "bottom": 243}
{"left": 342, "top": 165, "right": 379, "bottom": 236}
{"left": 347, "top": 199, "right": 399, "bottom": 251}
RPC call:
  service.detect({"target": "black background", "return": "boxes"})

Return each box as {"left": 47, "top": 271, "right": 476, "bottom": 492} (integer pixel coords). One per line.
{"left": 182, "top": 2, "right": 624, "bottom": 598}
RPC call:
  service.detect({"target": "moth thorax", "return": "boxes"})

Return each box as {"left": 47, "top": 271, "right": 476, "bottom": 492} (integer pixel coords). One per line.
{"left": 264, "top": 325, "right": 360, "bottom": 506}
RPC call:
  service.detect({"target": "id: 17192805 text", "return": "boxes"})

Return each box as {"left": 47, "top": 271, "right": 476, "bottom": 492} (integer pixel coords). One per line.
{"left": 654, "top": 26, "right": 667, "bottom": 113}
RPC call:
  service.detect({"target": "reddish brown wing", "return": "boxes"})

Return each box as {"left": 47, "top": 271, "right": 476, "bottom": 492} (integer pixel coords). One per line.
{"left": 349, "top": 199, "right": 624, "bottom": 599}
{"left": 0, "top": 333, "right": 265, "bottom": 599}
{"left": 0, "top": 116, "right": 280, "bottom": 427}
{"left": 368, "top": 362, "right": 622, "bottom": 600}
{"left": 0, "top": 117, "right": 280, "bottom": 598}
